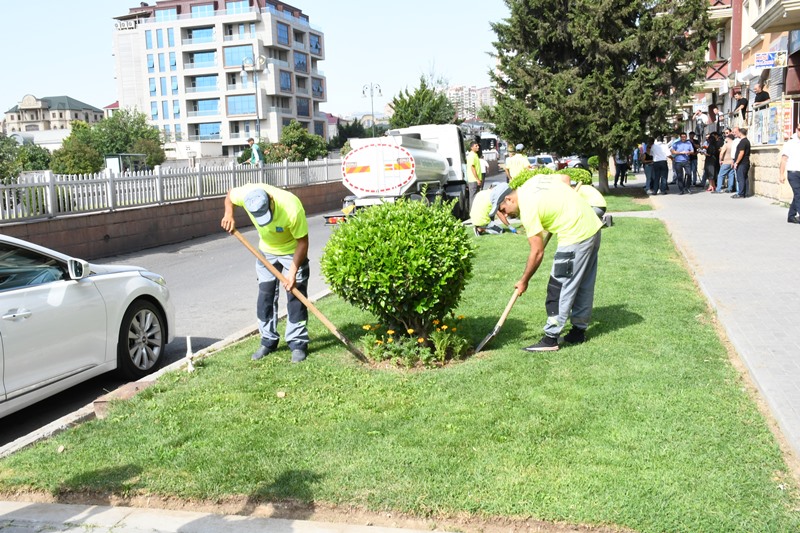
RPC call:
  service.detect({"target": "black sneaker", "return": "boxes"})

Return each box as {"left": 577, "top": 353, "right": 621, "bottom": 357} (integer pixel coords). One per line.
{"left": 523, "top": 335, "right": 559, "bottom": 352}
{"left": 562, "top": 328, "right": 586, "bottom": 345}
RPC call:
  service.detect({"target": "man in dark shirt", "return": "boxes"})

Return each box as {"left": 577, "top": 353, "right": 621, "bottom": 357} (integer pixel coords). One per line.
{"left": 732, "top": 127, "right": 751, "bottom": 198}
{"left": 688, "top": 132, "right": 701, "bottom": 186}
{"left": 753, "top": 83, "right": 770, "bottom": 108}
{"left": 733, "top": 90, "right": 748, "bottom": 128}
{"left": 700, "top": 132, "right": 721, "bottom": 190}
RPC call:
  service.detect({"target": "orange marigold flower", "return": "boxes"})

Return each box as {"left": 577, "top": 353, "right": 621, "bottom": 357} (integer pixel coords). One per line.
{"left": 457, "top": 315, "right": 465, "bottom": 320}
{"left": 362, "top": 324, "right": 372, "bottom": 330}
{"left": 417, "top": 337, "right": 425, "bottom": 343}
{"left": 432, "top": 319, "right": 440, "bottom": 325}
{"left": 441, "top": 325, "right": 448, "bottom": 330}
{"left": 407, "top": 328, "right": 415, "bottom": 335}
{"left": 387, "top": 329, "right": 395, "bottom": 335}
{"left": 387, "top": 337, "right": 394, "bottom": 343}
{"left": 451, "top": 328, "right": 457, "bottom": 332}
{"left": 375, "top": 340, "right": 383, "bottom": 345}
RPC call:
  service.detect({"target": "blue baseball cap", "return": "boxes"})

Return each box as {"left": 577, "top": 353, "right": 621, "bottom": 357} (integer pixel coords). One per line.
{"left": 244, "top": 189, "right": 273, "bottom": 226}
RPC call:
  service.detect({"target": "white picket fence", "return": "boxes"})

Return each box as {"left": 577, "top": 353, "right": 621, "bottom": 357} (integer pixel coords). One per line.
{"left": 0, "top": 158, "right": 342, "bottom": 223}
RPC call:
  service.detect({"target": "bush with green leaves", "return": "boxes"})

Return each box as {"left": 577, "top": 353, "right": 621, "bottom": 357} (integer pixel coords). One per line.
{"left": 321, "top": 198, "right": 475, "bottom": 344}
{"left": 509, "top": 166, "right": 553, "bottom": 189}
{"left": 588, "top": 155, "right": 600, "bottom": 172}
{"left": 559, "top": 167, "right": 592, "bottom": 184}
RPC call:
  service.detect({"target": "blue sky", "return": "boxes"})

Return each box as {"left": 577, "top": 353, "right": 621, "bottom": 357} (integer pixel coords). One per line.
{"left": 1, "top": 1, "right": 508, "bottom": 117}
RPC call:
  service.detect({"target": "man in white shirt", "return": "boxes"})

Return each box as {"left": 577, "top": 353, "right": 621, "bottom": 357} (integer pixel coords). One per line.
{"left": 649, "top": 137, "right": 671, "bottom": 195}
{"left": 779, "top": 124, "right": 800, "bottom": 224}
{"left": 726, "top": 127, "right": 741, "bottom": 193}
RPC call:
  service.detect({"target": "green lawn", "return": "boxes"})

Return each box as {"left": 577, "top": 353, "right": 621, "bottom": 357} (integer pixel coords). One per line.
{"left": 1, "top": 217, "right": 797, "bottom": 532}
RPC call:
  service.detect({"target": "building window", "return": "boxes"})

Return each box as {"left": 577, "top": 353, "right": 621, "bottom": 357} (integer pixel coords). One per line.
{"left": 149, "top": 78, "right": 157, "bottom": 96}
{"left": 191, "top": 4, "right": 214, "bottom": 18}
{"left": 294, "top": 52, "right": 308, "bottom": 73}
{"left": 198, "top": 123, "right": 221, "bottom": 139}
{"left": 158, "top": 53, "right": 166, "bottom": 72}
{"left": 145, "top": 30, "right": 153, "bottom": 50}
{"left": 190, "top": 51, "right": 216, "bottom": 68}
{"left": 188, "top": 27, "right": 214, "bottom": 43}
{"left": 160, "top": 77, "right": 167, "bottom": 96}
{"left": 169, "top": 52, "right": 177, "bottom": 71}
{"left": 196, "top": 99, "right": 220, "bottom": 115}
{"left": 155, "top": 8, "right": 177, "bottom": 21}
{"left": 164, "top": 124, "right": 171, "bottom": 140}
{"left": 227, "top": 95, "right": 257, "bottom": 115}
{"left": 192, "top": 74, "right": 218, "bottom": 91}
{"left": 173, "top": 100, "right": 181, "bottom": 119}
{"left": 151, "top": 101, "right": 159, "bottom": 120}
{"left": 224, "top": 45, "right": 252, "bottom": 67}
{"left": 171, "top": 76, "right": 179, "bottom": 95}
{"left": 156, "top": 28, "right": 164, "bottom": 48}
{"left": 162, "top": 101, "right": 169, "bottom": 121}
{"left": 226, "top": 0, "right": 248, "bottom": 13}
{"left": 279, "top": 70, "right": 292, "bottom": 92}
{"left": 147, "top": 54, "right": 155, "bottom": 73}
{"left": 175, "top": 124, "right": 182, "bottom": 140}
{"left": 282, "top": 117, "right": 293, "bottom": 127}
{"left": 296, "top": 97, "right": 310, "bottom": 117}
{"left": 167, "top": 28, "right": 175, "bottom": 47}
{"left": 309, "top": 34, "right": 322, "bottom": 55}
{"left": 312, "top": 78, "right": 324, "bottom": 98}
{"left": 277, "top": 22, "right": 289, "bottom": 46}
{"left": 314, "top": 120, "right": 325, "bottom": 137}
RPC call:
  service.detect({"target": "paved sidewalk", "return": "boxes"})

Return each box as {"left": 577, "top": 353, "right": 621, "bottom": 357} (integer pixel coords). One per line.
{"left": 631, "top": 179, "right": 800, "bottom": 461}
{"left": 0, "top": 500, "right": 447, "bottom": 533}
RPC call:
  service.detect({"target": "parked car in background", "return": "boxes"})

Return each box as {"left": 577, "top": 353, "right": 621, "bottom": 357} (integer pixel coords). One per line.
{"left": 558, "top": 154, "right": 591, "bottom": 171}
{"left": 528, "top": 154, "right": 558, "bottom": 171}
{"left": 0, "top": 235, "right": 174, "bottom": 418}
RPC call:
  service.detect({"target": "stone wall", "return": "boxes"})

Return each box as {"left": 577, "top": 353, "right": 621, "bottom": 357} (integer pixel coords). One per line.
{"left": 0, "top": 181, "right": 348, "bottom": 260}
{"left": 752, "top": 145, "right": 795, "bottom": 204}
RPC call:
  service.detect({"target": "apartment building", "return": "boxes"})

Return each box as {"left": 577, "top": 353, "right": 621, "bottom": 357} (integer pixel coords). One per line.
{"left": 112, "top": 0, "right": 326, "bottom": 157}
{"left": 446, "top": 85, "right": 495, "bottom": 121}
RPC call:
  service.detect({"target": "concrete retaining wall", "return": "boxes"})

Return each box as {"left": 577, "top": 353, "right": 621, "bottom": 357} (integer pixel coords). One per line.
{"left": 0, "top": 181, "right": 348, "bottom": 260}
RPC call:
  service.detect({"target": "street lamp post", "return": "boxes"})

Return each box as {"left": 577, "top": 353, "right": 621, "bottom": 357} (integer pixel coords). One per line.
{"left": 362, "top": 83, "right": 382, "bottom": 137}
{"left": 242, "top": 57, "right": 262, "bottom": 140}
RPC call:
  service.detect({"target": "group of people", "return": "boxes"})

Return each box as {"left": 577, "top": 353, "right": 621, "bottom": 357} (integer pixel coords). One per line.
{"left": 637, "top": 127, "right": 752, "bottom": 198}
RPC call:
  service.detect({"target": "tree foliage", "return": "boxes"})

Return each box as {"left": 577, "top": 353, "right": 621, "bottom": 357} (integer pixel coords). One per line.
{"left": 328, "top": 118, "right": 367, "bottom": 150}
{"left": 389, "top": 76, "right": 456, "bottom": 128}
{"left": 50, "top": 135, "right": 103, "bottom": 175}
{"left": 489, "top": 0, "right": 712, "bottom": 191}
{"left": 279, "top": 120, "right": 328, "bottom": 161}
{"left": 132, "top": 138, "right": 166, "bottom": 168}
{"left": 17, "top": 144, "right": 52, "bottom": 171}
{"left": 92, "top": 109, "right": 162, "bottom": 156}
{"left": 0, "top": 134, "right": 22, "bottom": 184}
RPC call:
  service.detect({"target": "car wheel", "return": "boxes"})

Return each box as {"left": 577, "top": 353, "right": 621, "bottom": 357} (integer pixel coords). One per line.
{"left": 117, "top": 300, "right": 166, "bottom": 379}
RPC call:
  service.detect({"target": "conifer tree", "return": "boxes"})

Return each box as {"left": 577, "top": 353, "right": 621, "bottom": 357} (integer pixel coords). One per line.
{"left": 490, "top": 0, "right": 712, "bottom": 190}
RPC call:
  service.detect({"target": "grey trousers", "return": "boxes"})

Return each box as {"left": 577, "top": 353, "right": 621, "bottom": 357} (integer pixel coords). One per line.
{"left": 543, "top": 231, "right": 602, "bottom": 337}
{"left": 255, "top": 252, "right": 310, "bottom": 351}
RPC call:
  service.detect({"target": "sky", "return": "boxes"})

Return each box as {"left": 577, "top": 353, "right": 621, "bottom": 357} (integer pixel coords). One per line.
{"left": 0, "top": 1, "right": 509, "bottom": 118}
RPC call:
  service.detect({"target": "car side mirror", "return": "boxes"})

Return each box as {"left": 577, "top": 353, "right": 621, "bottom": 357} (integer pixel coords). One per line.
{"left": 67, "top": 259, "right": 90, "bottom": 280}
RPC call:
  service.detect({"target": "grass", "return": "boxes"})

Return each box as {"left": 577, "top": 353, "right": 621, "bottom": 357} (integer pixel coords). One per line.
{"left": 1, "top": 217, "right": 798, "bottom": 532}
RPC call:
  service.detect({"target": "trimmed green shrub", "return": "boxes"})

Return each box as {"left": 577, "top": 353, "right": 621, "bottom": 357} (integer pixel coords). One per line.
{"left": 321, "top": 197, "right": 475, "bottom": 344}
{"left": 588, "top": 155, "right": 600, "bottom": 171}
{"left": 509, "top": 167, "right": 553, "bottom": 189}
{"left": 559, "top": 167, "right": 592, "bottom": 184}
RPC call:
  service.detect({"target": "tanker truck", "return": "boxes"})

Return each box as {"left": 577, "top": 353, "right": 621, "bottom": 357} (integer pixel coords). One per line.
{"left": 324, "top": 124, "right": 469, "bottom": 224}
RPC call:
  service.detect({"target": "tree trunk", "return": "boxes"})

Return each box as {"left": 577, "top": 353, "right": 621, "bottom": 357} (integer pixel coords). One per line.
{"left": 597, "top": 155, "right": 610, "bottom": 194}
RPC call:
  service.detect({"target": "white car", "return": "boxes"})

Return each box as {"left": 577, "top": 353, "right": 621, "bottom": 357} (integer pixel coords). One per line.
{"left": 528, "top": 154, "right": 558, "bottom": 171}
{"left": 0, "top": 235, "right": 174, "bottom": 418}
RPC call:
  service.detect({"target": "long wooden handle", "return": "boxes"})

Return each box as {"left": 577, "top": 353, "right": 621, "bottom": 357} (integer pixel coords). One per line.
{"left": 232, "top": 229, "right": 369, "bottom": 364}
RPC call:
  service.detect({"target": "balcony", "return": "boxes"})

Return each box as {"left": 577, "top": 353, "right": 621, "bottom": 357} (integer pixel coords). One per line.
{"left": 186, "top": 86, "right": 219, "bottom": 93}
{"left": 188, "top": 134, "right": 221, "bottom": 141}
{"left": 185, "top": 61, "right": 217, "bottom": 70}
{"left": 708, "top": 0, "right": 732, "bottom": 21}
{"left": 752, "top": 0, "right": 800, "bottom": 34}
{"left": 187, "top": 109, "right": 220, "bottom": 117}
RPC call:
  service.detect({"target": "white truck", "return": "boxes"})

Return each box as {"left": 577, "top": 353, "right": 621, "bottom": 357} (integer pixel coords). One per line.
{"left": 324, "top": 124, "right": 469, "bottom": 224}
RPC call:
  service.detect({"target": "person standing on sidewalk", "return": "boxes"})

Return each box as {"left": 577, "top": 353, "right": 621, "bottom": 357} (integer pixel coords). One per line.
{"left": 671, "top": 132, "right": 694, "bottom": 194}
{"left": 779, "top": 123, "right": 800, "bottom": 223}
{"left": 493, "top": 179, "right": 602, "bottom": 352}
{"left": 651, "top": 137, "right": 671, "bottom": 195}
{"left": 614, "top": 151, "right": 628, "bottom": 187}
{"left": 466, "top": 141, "right": 483, "bottom": 210}
{"left": 221, "top": 183, "right": 311, "bottom": 363}
{"left": 504, "top": 143, "right": 530, "bottom": 182}
{"left": 688, "top": 132, "right": 701, "bottom": 186}
{"left": 248, "top": 138, "right": 263, "bottom": 167}
{"left": 732, "top": 127, "right": 751, "bottom": 199}
{"left": 714, "top": 133, "right": 736, "bottom": 193}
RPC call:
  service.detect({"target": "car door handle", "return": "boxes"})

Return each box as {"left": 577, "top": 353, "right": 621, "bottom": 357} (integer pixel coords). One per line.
{"left": 3, "top": 308, "right": 32, "bottom": 320}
